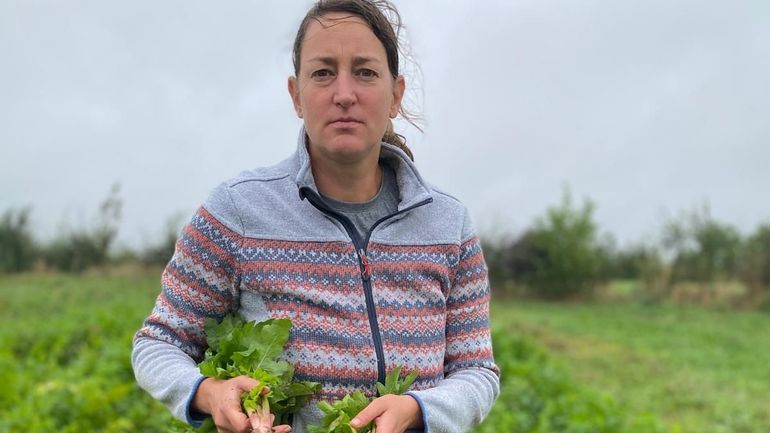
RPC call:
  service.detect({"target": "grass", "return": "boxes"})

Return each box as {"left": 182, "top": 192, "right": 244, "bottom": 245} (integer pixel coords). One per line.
{"left": 492, "top": 298, "right": 770, "bottom": 433}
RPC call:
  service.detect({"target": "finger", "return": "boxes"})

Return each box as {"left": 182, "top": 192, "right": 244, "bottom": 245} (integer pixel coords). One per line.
{"left": 273, "top": 425, "right": 292, "bottom": 433}
{"left": 368, "top": 400, "right": 400, "bottom": 433}
{"left": 350, "top": 397, "right": 387, "bottom": 429}
{"left": 373, "top": 416, "right": 399, "bottom": 433}
{"left": 222, "top": 406, "right": 251, "bottom": 433}
{"left": 215, "top": 423, "right": 236, "bottom": 433}
{"left": 231, "top": 375, "right": 260, "bottom": 392}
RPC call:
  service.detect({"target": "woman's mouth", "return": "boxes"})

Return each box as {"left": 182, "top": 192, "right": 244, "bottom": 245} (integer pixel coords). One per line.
{"left": 330, "top": 118, "right": 362, "bottom": 128}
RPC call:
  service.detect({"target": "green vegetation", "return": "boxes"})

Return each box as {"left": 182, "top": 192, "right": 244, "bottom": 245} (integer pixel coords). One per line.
{"left": 485, "top": 190, "right": 607, "bottom": 298}
{"left": 308, "top": 367, "right": 418, "bottom": 433}
{"left": 492, "top": 299, "right": 770, "bottom": 433}
{"left": 3, "top": 172, "right": 768, "bottom": 433}
{"left": 484, "top": 192, "right": 770, "bottom": 304}
{"left": 742, "top": 224, "right": 770, "bottom": 299}
{"left": 0, "top": 185, "right": 180, "bottom": 275}
{"left": 479, "top": 328, "right": 668, "bottom": 433}
{"left": 194, "top": 315, "right": 320, "bottom": 432}
{"left": 43, "top": 184, "right": 123, "bottom": 273}
{"left": 4, "top": 187, "right": 770, "bottom": 307}
{"left": 663, "top": 205, "right": 743, "bottom": 284}
{"left": 0, "top": 207, "right": 36, "bottom": 273}
{"left": 3, "top": 270, "right": 769, "bottom": 432}
{"left": 310, "top": 392, "right": 373, "bottom": 433}
{"left": 0, "top": 270, "right": 183, "bottom": 432}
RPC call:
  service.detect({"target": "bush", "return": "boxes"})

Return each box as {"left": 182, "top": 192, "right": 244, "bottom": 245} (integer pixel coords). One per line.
{"left": 606, "top": 243, "right": 666, "bottom": 299}
{"left": 514, "top": 190, "right": 606, "bottom": 298}
{"left": 483, "top": 231, "right": 541, "bottom": 292}
{"left": 663, "top": 205, "right": 742, "bottom": 283}
{"left": 741, "top": 223, "right": 770, "bottom": 295}
{"left": 140, "top": 213, "right": 184, "bottom": 267}
{"left": 607, "top": 244, "right": 659, "bottom": 280}
{"left": 0, "top": 207, "right": 37, "bottom": 273}
{"left": 42, "top": 185, "right": 122, "bottom": 272}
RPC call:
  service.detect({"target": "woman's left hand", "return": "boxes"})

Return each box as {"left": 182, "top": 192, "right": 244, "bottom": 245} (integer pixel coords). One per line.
{"left": 349, "top": 394, "right": 423, "bottom": 433}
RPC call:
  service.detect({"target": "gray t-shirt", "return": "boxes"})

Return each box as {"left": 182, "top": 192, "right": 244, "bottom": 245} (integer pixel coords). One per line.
{"left": 320, "top": 162, "right": 399, "bottom": 244}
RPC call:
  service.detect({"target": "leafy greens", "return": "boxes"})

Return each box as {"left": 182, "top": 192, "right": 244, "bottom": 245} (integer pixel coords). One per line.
{"left": 308, "top": 366, "right": 418, "bottom": 433}
{"left": 197, "top": 314, "right": 320, "bottom": 432}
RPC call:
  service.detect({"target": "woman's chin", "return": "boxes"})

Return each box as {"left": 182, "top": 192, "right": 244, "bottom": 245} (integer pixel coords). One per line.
{"left": 312, "top": 137, "right": 379, "bottom": 163}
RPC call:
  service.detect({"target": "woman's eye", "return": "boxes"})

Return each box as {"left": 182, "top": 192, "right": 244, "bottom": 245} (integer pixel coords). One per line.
{"left": 356, "top": 69, "right": 379, "bottom": 79}
{"left": 311, "top": 69, "right": 334, "bottom": 79}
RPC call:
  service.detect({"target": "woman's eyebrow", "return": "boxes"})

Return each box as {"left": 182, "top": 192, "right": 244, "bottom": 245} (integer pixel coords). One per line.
{"left": 308, "top": 56, "right": 337, "bottom": 66}
{"left": 306, "top": 56, "right": 382, "bottom": 66}
{"left": 352, "top": 56, "right": 381, "bottom": 67}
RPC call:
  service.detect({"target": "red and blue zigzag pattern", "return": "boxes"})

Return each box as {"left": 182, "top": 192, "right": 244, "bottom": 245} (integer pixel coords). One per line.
{"left": 137, "top": 207, "right": 496, "bottom": 403}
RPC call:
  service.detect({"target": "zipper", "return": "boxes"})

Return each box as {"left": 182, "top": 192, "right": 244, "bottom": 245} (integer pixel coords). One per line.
{"left": 299, "top": 187, "right": 432, "bottom": 383}
{"left": 362, "top": 198, "right": 434, "bottom": 247}
{"left": 358, "top": 248, "right": 372, "bottom": 280}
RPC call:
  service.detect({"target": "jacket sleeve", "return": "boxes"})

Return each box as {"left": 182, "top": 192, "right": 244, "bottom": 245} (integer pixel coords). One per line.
{"left": 131, "top": 195, "right": 243, "bottom": 425}
{"left": 405, "top": 212, "right": 500, "bottom": 433}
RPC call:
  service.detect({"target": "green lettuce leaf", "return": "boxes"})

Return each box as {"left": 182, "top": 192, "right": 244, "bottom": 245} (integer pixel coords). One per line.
{"left": 196, "top": 314, "right": 320, "bottom": 431}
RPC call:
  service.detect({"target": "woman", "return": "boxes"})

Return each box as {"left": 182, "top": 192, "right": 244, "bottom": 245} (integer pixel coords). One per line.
{"left": 132, "top": 1, "right": 499, "bottom": 433}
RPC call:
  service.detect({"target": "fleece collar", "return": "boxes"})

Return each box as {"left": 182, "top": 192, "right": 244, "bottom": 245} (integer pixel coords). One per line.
{"left": 291, "top": 127, "right": 433, "bottom": 210}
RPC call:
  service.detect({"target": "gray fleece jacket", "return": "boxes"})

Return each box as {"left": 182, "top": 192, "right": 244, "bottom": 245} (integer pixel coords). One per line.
{"left": 132, "top": 129, "right": 500, "bottom": 433}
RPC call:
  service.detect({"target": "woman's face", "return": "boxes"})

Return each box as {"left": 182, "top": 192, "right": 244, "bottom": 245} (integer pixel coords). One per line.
{"left": 289, "top": 12, "right": 405, "bottom": 165}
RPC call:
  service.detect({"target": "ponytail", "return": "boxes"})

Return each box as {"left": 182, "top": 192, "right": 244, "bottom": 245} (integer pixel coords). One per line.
{"left": 382, "top": 120, "right": 414, "bottom": 161}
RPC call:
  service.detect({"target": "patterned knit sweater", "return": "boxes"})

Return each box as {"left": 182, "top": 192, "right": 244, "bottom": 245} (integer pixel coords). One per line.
{"left": 132, "top": 130, "right": 500, "bottom": 433}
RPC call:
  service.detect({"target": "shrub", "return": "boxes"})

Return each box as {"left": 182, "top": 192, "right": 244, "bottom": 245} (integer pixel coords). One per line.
{"left": 0, "top": 207, "right": 37, "bottom": 273}
{"left": 139, "top": 213, "right": 184, "bottom": 267}
{"left": 515, "top": 190, "right": 606, "bottom": 298}
{"left": 483, "top": 231, "right": 542, "bottom": 293}
{"left": 607, "top": 244, "right": 660, "bottom": 280}
{"left": 741, "top": 223, "right": 770, "bottom": 295}
{"left": 606, "top": 243, "right": 666, "bottom": 299}
{"left": 42, "top": 184, "right": 122, "bottom": 272}
{"left": 662, "top": 205, "right": 742, "bottom": 283}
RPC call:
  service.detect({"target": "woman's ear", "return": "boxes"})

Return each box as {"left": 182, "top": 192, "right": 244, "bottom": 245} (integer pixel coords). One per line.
{"left": 389, "top": 75, "right": 406, "bottom": 118}
{"left": 288, "top": 76, "right": 303, "bottom": 118}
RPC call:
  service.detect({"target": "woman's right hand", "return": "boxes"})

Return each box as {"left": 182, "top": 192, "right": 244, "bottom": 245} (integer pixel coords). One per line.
{"left": 192, "top": 376, "right": 270, "bottom": 433}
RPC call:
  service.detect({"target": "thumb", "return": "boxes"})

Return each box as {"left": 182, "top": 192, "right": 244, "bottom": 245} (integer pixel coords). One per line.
{"left": 350, "top": 398, "right": 385, "bottom": 429}
{"left": 231, "top": 375, "right": 261, "bottom": 392}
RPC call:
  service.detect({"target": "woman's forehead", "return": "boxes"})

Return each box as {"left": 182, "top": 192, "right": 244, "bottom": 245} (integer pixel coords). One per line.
{"left": 301, "top": 13, "right": 385, "bottom": 58}
{"left": 310, "top": 11, "right": 371, "bottom": 33}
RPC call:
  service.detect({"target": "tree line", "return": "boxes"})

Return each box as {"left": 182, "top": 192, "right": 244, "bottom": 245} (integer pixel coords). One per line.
{"left": 2, "top": 187, "right": 769, "bottom": 307}
{"left": 483, "top": 190, "right": 770, "bottom": 304}
{"left": 0, "top": 185, "right": 178, "bottom": 273}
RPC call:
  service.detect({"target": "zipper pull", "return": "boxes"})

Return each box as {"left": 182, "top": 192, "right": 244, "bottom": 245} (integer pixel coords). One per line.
{"left": 358, "top": 248, "right": 371, "bottom": 280}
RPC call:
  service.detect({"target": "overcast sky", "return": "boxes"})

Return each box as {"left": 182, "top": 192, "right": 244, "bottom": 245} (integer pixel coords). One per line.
{"left": 2, "top": 0, "right": 768, "bottom": 250}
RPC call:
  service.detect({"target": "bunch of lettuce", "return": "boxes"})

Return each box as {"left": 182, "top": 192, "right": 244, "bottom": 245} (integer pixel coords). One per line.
{"left": 197, "top": 314, "right": 321, "bottom": 433}
{"left": 308, "top": 366, "right": 418, "bottom": 433}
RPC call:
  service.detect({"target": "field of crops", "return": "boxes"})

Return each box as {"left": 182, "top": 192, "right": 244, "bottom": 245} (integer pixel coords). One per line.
{"left": 0, "top": 270, "right": 182, "bottom": 432}
{"left": 1, "top": 271, "right": 765, "bottom": 432}
{"left": 492, "top": 300, "right": 770, "bottom": 433}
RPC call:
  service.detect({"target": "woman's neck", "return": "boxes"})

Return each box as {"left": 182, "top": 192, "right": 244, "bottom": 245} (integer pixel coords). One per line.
{"left": 311, "top": 153, "right": 383, "bottom": 203}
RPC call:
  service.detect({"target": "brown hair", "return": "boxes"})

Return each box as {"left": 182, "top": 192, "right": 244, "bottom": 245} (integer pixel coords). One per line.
{"left": 292, "top": 0, "right": 419, "bottom": 161}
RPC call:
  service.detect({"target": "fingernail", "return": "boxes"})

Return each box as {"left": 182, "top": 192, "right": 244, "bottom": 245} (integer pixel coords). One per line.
{"left": 350, "top": 418, "right": 360, "bottom": 427}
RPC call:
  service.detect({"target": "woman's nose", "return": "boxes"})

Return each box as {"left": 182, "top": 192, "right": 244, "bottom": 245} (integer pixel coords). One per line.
{"left": 332, "top": 73, "right": 357, "bottom": 108}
